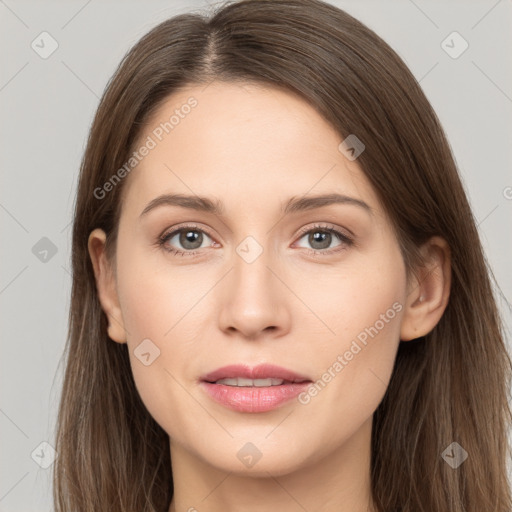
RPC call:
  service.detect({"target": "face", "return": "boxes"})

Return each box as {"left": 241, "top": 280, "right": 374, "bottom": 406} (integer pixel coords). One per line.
{"left": 96, "top": 81, "right": 411, "bottom": 476}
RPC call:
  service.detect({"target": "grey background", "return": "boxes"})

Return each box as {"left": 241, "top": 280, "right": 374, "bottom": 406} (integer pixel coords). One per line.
{"left": 1, "top": 0, "right": 511, "bottom": 510}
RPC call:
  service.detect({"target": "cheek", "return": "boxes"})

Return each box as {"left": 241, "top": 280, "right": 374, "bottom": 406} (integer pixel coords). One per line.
{"left": 288, "top": 238, "right": 405, "bottom": 347}
{"left": 115, "top": 243, "right": 246, "bottom": 427}
{"left": 114, "top": 251, "right": 207, "bottom": 425}
{"left": 117, "top": 242, "right": 213, "bottom": 344}
{"left": 293, "top": 250, "right": 406, "bottom": 432}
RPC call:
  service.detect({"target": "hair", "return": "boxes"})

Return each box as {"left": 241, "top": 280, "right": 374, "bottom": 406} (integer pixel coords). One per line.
{"left": 53, "top": 0, "right": 512, "bottom": 510}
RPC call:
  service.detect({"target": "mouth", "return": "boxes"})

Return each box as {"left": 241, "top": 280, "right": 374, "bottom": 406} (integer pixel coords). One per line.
{"left": 200, "top": 363, "right": 311, "bottom": 384}
{"left": 200, "top": 364, "right": 313, "bottom": 413}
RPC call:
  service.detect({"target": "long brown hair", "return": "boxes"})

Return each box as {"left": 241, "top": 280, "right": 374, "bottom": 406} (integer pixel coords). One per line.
{"left": 53, "top": 1, "right": 512, "bottom": 510}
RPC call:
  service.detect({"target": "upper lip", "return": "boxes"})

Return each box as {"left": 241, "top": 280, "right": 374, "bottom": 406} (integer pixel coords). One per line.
{"left": 201, "top": 364, "right": 311, "bottom": 383}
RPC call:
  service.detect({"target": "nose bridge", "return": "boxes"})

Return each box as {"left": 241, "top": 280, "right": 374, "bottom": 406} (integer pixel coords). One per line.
{"left": 217, "top": 232, "right": 290, "bottom": 338}
{"left": 234, "top": 236, "right": 274, "bottom": 298}
{"left": 232, "top": 233, "right": 279, "bottom": 311}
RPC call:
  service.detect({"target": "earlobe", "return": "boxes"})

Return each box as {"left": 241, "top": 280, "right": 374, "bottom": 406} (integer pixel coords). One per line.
{"left": 87, "top": 228, "right": 127, "bottom": 344}
{"left": 400, "top": 236, "right": 451, "bottom": 341}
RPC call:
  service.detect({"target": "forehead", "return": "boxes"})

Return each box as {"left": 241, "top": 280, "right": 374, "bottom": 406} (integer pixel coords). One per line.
{"left": 121, "top": 81, "right": 380, "bottom": 218}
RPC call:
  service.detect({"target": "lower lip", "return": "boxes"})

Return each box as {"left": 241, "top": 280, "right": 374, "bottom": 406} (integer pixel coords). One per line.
{"left": 200, "top": 381, "right": 312, "bottom": 413}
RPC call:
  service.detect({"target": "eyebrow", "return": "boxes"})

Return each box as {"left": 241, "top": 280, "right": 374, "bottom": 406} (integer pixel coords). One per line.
{"left": 139, "top": 192, "right": 372, "bottom": 219}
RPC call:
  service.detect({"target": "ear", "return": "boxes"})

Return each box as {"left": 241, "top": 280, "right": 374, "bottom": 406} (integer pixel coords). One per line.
{"left": 400, "top": 236, "right": 451, "bottom": 341}
{"left": 87, "top": 228, "right": 127, "bottom": 344}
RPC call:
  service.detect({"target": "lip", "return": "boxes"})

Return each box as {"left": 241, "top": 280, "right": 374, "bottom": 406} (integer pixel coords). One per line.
{"left": 200, "top": 363, "right": 311, "bottom": 383}
{"left": 200, "top": 364, "right": 312, "bottom": 413}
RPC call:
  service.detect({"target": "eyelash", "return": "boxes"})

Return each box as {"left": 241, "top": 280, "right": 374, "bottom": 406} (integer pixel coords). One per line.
{"left": 157, "top": 222, "right": 354, "bottom": 258}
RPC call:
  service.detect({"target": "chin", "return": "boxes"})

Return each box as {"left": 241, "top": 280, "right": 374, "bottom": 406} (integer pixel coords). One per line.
{"left": 196, "top": 437, "right": 317, "bottom": 477}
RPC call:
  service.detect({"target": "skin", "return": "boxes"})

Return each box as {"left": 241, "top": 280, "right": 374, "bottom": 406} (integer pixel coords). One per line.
{"left": 88, "top": 81, "right": 451, "bottom": 512}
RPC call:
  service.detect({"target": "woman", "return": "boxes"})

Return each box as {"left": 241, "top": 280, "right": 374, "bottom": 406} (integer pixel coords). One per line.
{"left": 53, "top": 0, "right": 512, "bottom": 511}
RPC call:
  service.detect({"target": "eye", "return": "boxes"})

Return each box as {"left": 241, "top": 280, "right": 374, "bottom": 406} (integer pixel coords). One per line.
{"left": 294, "top": 223, "right": 353, "bottom": 254}
{"left": 157, "top": 222, "right": 354, "bottom": 257}
{"left": 158, "top": 224, "right": 215, "bottom": 256}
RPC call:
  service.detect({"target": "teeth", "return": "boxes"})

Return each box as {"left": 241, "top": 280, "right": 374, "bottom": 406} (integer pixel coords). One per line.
{"left": 215, "top": 377, "right": 285, "bottom": 387}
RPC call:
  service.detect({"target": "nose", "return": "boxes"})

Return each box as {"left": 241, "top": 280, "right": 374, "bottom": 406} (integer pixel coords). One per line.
{"left": 217, "top": 247, "right": 291, "bottom": 341}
